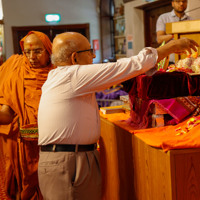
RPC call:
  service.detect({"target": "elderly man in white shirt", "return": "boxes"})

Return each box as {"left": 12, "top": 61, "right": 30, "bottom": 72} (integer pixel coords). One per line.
{"left": 37, "top": 32, "right": 198, "bottom": 200}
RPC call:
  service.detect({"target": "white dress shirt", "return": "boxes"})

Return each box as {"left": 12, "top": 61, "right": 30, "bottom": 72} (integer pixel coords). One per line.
{"left": 38, "top": 47, "right": 158, "bottom": 145}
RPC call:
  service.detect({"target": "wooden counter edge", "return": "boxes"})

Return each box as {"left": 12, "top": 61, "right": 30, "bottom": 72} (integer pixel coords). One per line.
{"left": 166, "top": 19, "right": 200, "bottom": 34}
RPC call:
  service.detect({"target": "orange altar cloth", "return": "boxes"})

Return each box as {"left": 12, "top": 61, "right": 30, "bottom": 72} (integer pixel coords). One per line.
{"left": 100, "top": 111, "right": 200, "bottom": 152}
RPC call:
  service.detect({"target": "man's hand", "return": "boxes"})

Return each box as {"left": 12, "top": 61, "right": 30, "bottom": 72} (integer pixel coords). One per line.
{"left": 170, "top": 38, "right": 199, "bottom": 55}
{"left": 0, "top": 105, "right": 15, "bottom": 125}
{"left": 157, "top": 38, "right": 199, "bottom": 63}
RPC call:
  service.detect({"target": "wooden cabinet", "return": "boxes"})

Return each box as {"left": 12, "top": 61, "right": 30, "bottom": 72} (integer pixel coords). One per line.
{"left": 100, "top": 116, "right": 200, "bottom": 200}
{"left": 113, "top": 15, "right": 126, "bottom": 60}
{"left": 166, "top": 20, "right": 200, "bottom": 62}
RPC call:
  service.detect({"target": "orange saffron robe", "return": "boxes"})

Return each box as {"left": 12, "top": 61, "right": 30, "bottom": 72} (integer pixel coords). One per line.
{"left": 0, "top": 31, "right": 55, "bottom": 200}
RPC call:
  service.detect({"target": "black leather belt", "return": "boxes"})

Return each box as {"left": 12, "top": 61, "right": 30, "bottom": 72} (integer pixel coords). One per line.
{"left": 40, "top": 143, "right": 97, "bottom": 152}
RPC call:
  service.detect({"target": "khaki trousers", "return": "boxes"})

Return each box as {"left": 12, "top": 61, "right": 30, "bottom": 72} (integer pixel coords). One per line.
{"left": 38, "top": 149, "right": 101, "bottom": 200}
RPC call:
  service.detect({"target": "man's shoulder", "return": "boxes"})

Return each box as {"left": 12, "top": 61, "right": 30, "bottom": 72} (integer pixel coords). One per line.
{"left": 157, "top": 10, "right": 177, "bottom": 26}
{"left": 158, "top": 11, "right": 173, "bottom": 22}
{"left": 159, "top": 11, "right": 172, "bottom": 18}
{"left": 184, "top": 14, "right": 192, "bottom": 20}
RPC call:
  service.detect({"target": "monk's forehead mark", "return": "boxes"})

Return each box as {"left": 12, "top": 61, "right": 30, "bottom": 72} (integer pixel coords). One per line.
{"left": 26, "top": 43, "right": 33, "bottom": 49}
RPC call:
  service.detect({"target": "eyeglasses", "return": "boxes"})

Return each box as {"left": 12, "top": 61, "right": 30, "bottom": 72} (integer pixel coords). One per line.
{"left": 173, "top": 0, "right": 187, "bottom": 3}
{"left": 76, "top": 49, "right": 94, "bottom": 54}
{"left": 24, "top": 48, "right": 46, "bottom": 57}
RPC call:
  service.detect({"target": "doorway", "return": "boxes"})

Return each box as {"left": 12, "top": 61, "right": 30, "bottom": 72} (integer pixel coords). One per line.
{"left": 143, "top": 0, "right": 172, "bottom": 48}
{"left": 12, "top": 24, "right": 90, "bottom": 54}
{"left": 100, "top": 0, "right": 116, "bottom": 62}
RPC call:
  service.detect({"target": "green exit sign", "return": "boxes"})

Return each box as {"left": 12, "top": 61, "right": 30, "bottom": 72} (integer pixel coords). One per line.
{"left": 45, "top": 14, "right": 61, "bottom": 23}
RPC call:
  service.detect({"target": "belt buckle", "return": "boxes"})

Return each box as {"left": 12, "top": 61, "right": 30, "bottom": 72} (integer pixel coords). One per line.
{"left": 75, "top": 144, "right": 78, "bottom": 153}
{"left": 53, "top": 144, "right": 56, "bottom": 152}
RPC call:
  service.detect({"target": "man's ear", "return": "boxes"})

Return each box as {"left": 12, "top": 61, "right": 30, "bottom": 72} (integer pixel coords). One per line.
{"left": 71, "top": 52, "right": 77, "bottom": 65}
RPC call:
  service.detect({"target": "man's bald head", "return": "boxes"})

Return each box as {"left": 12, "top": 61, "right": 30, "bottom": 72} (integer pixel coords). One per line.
{"left": 51, "top": 32, "right": 91, "bottom": 66}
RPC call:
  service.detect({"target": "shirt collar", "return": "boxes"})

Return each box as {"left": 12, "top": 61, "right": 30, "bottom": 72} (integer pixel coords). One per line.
{"left": 171, "top": 9, "right": 188, "bottom": 20}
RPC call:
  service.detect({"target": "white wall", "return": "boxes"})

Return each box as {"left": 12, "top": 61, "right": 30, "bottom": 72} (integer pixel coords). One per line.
{"left": 0, "top": 0, "right": 3, "bottom": 20}
{"left": 187, "top": 0, "right": 200, "bottom": 20}
{"left": 125, "top": 0, "right": 151, "bottom": 56}
{"left": 2, "top": 0, "right": 101, "bottom": 63}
